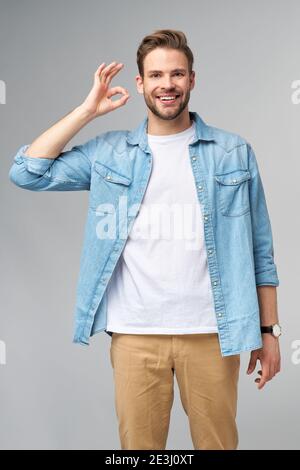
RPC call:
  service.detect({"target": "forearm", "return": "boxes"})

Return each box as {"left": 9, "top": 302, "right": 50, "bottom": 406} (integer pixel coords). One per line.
{"left": 24, "top": 104, "right": 95, "bottom": 159}
{"left": 257, "top": 286, "right": 279, "bottom": 325}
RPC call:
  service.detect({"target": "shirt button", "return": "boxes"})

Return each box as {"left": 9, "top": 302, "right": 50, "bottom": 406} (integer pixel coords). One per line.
{"left": 218, "top": 313, "right": 222, "bottom": 317}
{"left": 208, "top": 249, "right": 213, "bottom": 255}
{"left": 213, "top": 280, "right": 218, "bottom": 286}
{"left": 198, "top": 185, "right": 203, "bottom": 190}
{"left": 204, "top": 216, "right": 208, "bottom": 221}
{"left": 106, "top": 175, "right": 111, "bottom": 180}
{"left": 232, "top": 179, "right": 237, "bottom": 183}
{"left": 192, "top": 156, "right": 197, "bottom": 161}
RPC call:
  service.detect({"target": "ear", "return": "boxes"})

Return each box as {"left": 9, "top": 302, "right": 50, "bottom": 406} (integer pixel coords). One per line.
{"left": 190, "top": 70, "right": 196, "bottom": 91}
{"left": 135, "top": 74, "right": 144, "bottom": 95}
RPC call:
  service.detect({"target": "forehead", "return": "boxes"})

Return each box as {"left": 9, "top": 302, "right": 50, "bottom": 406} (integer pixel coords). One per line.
{"left": 143, "top": 48, "right": 188, "bottom": 72}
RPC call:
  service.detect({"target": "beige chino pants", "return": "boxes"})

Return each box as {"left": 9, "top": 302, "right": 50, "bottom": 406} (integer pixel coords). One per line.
{"left": 110, "top": 332, "right": 240, "bottom": 450}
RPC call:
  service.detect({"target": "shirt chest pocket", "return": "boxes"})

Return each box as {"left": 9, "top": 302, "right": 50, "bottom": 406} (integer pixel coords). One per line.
{"left": 90, "top": 161, "right": 132, "bottom": 211}
{"left": 215, "top": 169, "right": 251, "bottom": 217}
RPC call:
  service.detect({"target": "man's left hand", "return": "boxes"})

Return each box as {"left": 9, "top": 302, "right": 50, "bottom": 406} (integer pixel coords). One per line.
{"left": 247, "top": 335, "right": 281, "bottom": 389}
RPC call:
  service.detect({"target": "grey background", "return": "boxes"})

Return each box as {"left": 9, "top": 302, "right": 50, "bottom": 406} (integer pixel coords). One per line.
{"left": 0, "top": 0, "right": 299, "bottom": 450}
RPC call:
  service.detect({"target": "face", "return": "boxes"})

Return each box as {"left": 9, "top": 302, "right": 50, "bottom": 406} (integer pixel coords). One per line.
{"left": 136, "top": 48, "right": 195, "bottom": 121}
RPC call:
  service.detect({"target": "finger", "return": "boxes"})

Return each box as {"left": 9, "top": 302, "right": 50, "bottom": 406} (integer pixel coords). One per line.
{"left": 94, "top": 63, "right": 106, "bottom": 80}
{"left": 110, "top": 92, "right": 130, "bottom": 110}
{"left": 257, "top": 376, "right": 267, "bottom": 389}
{"left": 106, "top": 86, "right": 129, "bottom": 100}
{"left": 95, "top": 63, "right": 106, "bottom": 74}
{"left": 106, "top": 63, "right": 124, "bottom": 83}
{"left": 257, "top": 367, "right": 269, "bottom": 390}
{"left": 102, "top": 64, "right": 124, "bottom": 87}
{"left": 101, "top": 62, "right": 123, "bottom": 84}
{"left": 95, "top": 61, "right": 117, "bottom": 84}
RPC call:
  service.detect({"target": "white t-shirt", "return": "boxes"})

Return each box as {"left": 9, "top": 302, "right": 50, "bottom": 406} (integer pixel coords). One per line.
{"left": 106, "top": 120, "right": 218, "bottom": 334}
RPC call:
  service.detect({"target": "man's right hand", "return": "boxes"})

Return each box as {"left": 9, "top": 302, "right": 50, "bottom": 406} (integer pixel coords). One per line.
{"left": 80, "top": 62, "right": 130, "bottom": 118}
{"left": 22, "top": 61, "right": 129, "bottom": 160}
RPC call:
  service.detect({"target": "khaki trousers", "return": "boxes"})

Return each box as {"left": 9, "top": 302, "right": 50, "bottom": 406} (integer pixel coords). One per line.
{"left": 110, "top": 332, "right": 240, "bottom": 450}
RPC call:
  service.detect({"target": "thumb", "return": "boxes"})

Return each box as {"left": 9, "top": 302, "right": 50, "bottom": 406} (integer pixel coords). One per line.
{"left": 247, "top": 354, "right": 257, "bottom": 374}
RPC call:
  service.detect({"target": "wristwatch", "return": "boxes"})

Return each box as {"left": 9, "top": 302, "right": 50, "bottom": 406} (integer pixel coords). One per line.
{"left": 260, "top": 323, "right": 282, "bottom": 338}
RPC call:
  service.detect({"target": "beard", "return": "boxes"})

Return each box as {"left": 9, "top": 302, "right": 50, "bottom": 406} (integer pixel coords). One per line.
{"left": 143, "top": 89, "right": 190, "bottom": 121}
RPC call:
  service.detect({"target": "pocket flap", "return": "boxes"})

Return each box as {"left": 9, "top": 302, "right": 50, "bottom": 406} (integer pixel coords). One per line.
{"left": 215, "top": 169, "right": 251, "bottom": 186}
{"left": 93, "top": 161, "right": 132, "bottom": 186}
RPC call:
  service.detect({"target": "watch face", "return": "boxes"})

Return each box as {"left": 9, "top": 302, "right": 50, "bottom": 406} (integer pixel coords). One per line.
{"left": 273, "top": 324, "right": 282, "bottom": 337}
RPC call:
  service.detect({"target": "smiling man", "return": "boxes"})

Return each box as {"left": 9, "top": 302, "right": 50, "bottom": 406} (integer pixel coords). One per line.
{"left": 8, "top": 29, "right": 281, "bottom": 450}
{"left": 139, "top": 51, "right": 191, "bottom": 125}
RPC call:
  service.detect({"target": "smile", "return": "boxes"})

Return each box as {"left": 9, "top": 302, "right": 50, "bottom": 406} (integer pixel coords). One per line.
{"left": 156, "top": 94, "right": 180, "bottom": 104}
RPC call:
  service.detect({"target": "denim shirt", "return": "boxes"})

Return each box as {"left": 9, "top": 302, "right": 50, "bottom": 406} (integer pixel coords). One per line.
{"left": 8, "top": 111, "right": 279, "bottom": 356}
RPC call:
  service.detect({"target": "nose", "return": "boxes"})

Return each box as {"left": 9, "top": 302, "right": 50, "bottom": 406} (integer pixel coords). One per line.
{"left": 160, "top": 75, "right": 175, "bottom": 90}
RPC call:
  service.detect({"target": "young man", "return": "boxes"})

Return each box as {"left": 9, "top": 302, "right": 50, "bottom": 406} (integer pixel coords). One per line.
{"left": 9, "top": 29, "right": 281, "bottom": 450}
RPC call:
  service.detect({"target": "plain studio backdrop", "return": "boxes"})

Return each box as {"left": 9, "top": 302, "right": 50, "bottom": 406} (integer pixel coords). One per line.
{"left": 0, "top": 0, "right": 299, "bottom": 450}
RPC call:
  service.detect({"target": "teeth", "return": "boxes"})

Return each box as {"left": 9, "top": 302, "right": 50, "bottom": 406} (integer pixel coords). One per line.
{"left": 160, "top": 96, "right": 176, "bottom": 101}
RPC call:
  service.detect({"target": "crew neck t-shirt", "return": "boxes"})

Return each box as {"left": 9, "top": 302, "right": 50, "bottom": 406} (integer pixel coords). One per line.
{"left": 106, "top": 120, "right": 218, "bottom": 334}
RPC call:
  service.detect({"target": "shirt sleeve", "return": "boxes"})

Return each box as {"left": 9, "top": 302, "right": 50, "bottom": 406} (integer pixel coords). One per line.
{"left": 8, "top": 135, "right": 99, "bottom": 191}
{"left": 247, "top": 143, "right": 280, "bottom": 287}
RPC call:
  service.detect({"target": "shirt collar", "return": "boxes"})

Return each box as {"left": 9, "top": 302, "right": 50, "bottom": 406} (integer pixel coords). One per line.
{"left": 126, "top": 111, "right": 215, "bottom": 152}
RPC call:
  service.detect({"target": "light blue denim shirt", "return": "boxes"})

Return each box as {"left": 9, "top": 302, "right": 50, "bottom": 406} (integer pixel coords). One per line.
{"left": 8, "top": 111, "right": 279, "bottom": 356}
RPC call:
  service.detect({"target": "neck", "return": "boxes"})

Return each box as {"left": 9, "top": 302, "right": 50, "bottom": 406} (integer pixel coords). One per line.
{"left": 147, "top": 109, "right": 192, "bottom": 135}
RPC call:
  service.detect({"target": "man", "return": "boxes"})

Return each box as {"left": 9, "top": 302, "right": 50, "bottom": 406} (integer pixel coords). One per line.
{"left": 9, "top": 29, "right": 281, "bottom": 450}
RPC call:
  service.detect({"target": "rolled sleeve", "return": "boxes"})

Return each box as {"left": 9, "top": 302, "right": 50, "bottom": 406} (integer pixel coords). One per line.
{"left": 11, "top": 144, "right": 58, "bottom": 173}
{"left": 8, "top": 136, "right": 99, "bottom": 191}
{"left": 247, "top": 144, "right": 280, "bottom": 287}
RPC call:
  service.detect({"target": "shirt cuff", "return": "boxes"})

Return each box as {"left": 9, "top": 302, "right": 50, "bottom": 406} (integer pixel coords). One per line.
{"left": 256, "top": 268, "right": 280, "bottom": 287}
{"left": 13, "top": 145, "right": 55, "bottom": 175}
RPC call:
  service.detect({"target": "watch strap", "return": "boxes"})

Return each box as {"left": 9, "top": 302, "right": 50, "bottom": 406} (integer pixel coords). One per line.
{"left": 261, "top": 326, "right": 273, "bottom": 334}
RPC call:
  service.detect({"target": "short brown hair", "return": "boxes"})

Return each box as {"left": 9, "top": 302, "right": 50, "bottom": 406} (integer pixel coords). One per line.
{"left": 136, "top": 29, "right": 194, "bottom": 78}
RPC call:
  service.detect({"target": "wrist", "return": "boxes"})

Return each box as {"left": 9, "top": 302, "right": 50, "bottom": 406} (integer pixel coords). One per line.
{"left": 75, "top": 104, "right": 97, "bottom": 123}
{"left": 260, "top": 323, "right": 282, "bottom": 338}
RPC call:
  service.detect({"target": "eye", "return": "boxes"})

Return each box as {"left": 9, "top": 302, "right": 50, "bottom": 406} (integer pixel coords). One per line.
{"left": 149, "top": 72, "right": 184, "bottom": 78}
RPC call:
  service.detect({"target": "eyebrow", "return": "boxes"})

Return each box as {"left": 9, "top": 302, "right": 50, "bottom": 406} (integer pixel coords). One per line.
{"left": 147, "top": 68, "right": 187, "bottom": 74}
